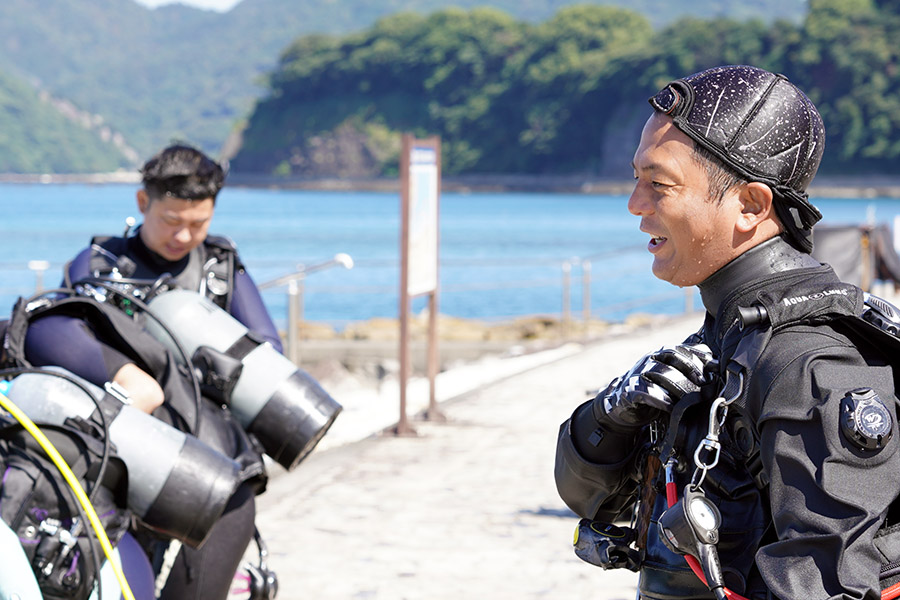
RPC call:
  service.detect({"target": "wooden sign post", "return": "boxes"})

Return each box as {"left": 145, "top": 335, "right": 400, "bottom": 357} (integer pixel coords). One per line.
{"left": 395, "top": 134, "right": 442, "bottom": 435}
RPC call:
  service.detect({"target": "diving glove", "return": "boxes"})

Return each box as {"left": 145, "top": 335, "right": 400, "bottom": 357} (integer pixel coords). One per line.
{"left": 573, "top": 519, "right": 641, "bottom": 572}
{"left": 595, "top": 342, "right": 713, "bottom": 429}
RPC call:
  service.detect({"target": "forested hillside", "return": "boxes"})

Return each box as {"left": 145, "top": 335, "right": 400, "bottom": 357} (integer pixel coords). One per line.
{"left": 0, "top": 69, "right": 128, "bottom": 173}
{"left": 231, "top": 0, "right": 900, "bottom": 178}
{"left": 0, "top": 0, "right": 803, "bottom": 173}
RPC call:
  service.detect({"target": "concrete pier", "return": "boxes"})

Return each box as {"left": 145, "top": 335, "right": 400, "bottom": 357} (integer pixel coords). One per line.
{"left": 254, "top": 313, "right": 703, "bottom": 599}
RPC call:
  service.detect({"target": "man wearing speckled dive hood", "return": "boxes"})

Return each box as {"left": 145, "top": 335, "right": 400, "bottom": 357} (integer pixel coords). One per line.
{"left": 555, "top": 64, "right": 900, "bottom": 599}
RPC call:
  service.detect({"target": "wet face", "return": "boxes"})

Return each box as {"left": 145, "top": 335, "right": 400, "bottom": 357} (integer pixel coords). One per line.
{"left": 628, "top": 113, "right": 743, "bottom": 287}
{"left": 137, "top": 191, "right": 215, "bottom": 261}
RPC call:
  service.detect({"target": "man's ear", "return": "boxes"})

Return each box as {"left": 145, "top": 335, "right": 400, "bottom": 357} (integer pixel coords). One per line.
{"left": 137, "top": 189, "right": 149, "bottom": 215}
{"left": 735, "top": 182, "right": 775, "bottom": 234}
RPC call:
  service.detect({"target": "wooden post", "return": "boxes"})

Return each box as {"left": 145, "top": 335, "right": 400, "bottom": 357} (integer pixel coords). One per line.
{"left": 425, "top": 139, "right": 443, "bottom": 422}
{"left": 396, "top": 134, "right": 414, "bottom": 435}
{"left": 395, "top": 134, "right": 442, "bottom": 434}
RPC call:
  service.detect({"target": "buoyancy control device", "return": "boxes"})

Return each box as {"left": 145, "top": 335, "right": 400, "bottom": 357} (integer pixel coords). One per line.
{"left": 1, "top": 368, "right": 242, "bottom": 548}
{"left": 144, "top": 289, "right": 342, "bottom": 470}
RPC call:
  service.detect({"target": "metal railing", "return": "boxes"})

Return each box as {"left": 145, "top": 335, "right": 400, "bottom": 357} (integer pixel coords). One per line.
{"left": 254, "top": 252, "right": 698, "bottom": 335}
{"left": 258, "top": 253, "right": 354, "bottom": 362}
{"left": 2, "top": 249, "right": 697, "bottom": 344}
{"left": 561, "top": 256, "right": 696, "bottom": 331}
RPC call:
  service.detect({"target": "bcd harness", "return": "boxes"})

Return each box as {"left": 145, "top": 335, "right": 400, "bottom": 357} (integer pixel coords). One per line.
{"left": 0, "top": 235, "right": 285, "bottom": 597}
{"left": 81, "top": 232, "right": 239, "bottom": 313}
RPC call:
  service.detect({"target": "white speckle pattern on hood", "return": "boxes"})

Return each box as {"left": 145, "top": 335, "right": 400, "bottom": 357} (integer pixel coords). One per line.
{"left": 649, "top": 64, "right": 826, "bottom": 252}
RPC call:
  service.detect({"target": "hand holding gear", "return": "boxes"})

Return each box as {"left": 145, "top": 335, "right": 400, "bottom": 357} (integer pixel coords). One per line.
{"left": 573, "top": 519, "right": 641, "bottom": 572}
{"left": 645, "top": 343, "right": 713, "bottom": 397}
{"left": 595, "top": 342, "right": 713, "bottom": 429}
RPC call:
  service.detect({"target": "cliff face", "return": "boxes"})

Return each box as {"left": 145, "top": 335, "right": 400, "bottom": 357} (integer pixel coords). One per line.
{"left": 235, "top": 119, "right": 402, "bottom": 179}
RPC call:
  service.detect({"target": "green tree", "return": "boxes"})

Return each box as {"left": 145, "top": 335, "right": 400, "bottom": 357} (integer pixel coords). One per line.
{"left": 503, "top": 5, "right": 654, "bottom": 173}
{"left": 780, "top": 0, "right": 900, "bottom": 170}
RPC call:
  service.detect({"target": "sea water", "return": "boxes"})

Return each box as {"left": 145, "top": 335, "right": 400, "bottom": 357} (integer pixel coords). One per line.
{"left": 0, "top": 183, "right": 896, "bottom": 329}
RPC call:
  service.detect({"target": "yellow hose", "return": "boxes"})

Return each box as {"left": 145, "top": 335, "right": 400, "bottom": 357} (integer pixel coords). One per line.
{"left": 0, "top": 390, "right": 135, "bottom": 600}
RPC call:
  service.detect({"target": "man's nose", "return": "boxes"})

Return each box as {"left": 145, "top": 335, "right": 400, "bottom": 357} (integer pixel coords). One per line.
{"left": 174, "top": 227, "right": 192, "bottom": 243}
{"left": 627, "top": 185, "right": 649, "bottom": 216}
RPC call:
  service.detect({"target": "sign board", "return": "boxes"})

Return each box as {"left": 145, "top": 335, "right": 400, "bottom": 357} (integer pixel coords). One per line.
{"left": 406, "top": 145, "right": 439, "bottom": 296}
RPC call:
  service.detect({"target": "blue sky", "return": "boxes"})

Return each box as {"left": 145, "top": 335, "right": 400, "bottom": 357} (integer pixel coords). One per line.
{"left": 134, "top": 0, "right": 242, "bottom": 11}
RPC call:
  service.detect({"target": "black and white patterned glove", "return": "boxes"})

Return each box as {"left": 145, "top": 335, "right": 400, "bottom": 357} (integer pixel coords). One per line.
{"left": 594, "top": 342, "right": 713, "bottom": 429}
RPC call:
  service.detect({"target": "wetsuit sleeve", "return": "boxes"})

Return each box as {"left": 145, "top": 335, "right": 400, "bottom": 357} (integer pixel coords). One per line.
{"left": 229, "top": 268, "right": 284, "bottom": 354}
{"left": 554, "top": 399, "right": 643, "bottom": 521}
{"left": 24, "top": 314, "right": 132, "bottom": 387}
{"left": 64, "top": 247, "right": 92, "bottom": 285}
{"left": 752, "top": 329, "right": 900, "bottom": 600}
{"left": 25, "top": 246, "right": 136, "bottom": 386}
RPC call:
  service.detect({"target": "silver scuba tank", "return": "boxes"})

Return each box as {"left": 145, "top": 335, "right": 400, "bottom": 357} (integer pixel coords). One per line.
{"left": 0, "top": 369, "right": 241, "bottom": 548}
{"left": 144, "top": 289, "right": 342, "bottom": 471}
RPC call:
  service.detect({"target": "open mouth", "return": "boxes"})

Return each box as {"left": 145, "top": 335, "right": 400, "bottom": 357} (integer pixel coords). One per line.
{"left": 649, "top": 236, "right": 667, "bottom": 247}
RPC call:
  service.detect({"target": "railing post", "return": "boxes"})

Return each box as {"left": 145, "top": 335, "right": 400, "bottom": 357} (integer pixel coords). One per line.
{"left": 562, "top": 260, "right": 572, "bottom": 339}
{"left": 582, "top": 260, "right": 591, "bottom": 326}
{"left": 229, "top": 254, "right": 353, "bottom": 365}
{"left": 287, "top": 279, "right": 304, "bottom": 364}
{"left": 684, "top": 287, "right": 694, "bottom": 314}
{"left": 28, "top": 260, "right": 50, "bottom": 293}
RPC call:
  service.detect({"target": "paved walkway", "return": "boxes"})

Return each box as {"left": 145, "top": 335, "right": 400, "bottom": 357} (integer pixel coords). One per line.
{"left": 254, "top": 314, "right": 703, "bottom": 600}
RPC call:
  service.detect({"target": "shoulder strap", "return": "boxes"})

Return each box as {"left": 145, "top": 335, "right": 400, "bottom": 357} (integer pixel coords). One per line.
{"left": 717, "top": 274, "right": 864, "bottom": 406}
{"left": 201, "top": 235, "right": 239, "bottom": 311}
{"left": 87, "top": 236, "right": 128, "bottom": 277}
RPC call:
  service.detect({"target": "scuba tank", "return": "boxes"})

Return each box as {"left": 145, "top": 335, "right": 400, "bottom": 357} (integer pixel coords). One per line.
{"left": 1, "top": 369, "right": 241, "bottom": 549}
{"left": 144, "top": 289, "right": 342, "bottom": 471}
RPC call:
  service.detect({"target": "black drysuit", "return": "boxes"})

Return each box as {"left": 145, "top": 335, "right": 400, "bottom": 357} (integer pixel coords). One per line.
{"left": 555, "top": 236, "right": 900, "bottom": 599}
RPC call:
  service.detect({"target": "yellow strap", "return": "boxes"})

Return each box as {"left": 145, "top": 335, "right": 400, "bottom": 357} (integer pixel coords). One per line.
{"left": 0, "top": 391, "right": 136, "bottom": 600}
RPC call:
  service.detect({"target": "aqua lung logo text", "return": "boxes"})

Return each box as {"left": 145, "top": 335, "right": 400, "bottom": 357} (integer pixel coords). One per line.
{"left": 782, "top": 288, "right": 850, "bottom": 306}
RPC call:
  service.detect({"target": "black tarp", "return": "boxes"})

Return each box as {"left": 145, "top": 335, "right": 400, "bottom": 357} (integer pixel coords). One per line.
{"left": 812, "top": 224, "right": 900, "bottom": 290}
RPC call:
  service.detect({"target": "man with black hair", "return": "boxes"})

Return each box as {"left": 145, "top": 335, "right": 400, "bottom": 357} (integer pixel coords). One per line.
{"left": 555, "top": 65, "right": 900, "bottom": 599}
{"left": 22, "top": 144, "right": 280, "bottom": 600}
{"left": 27, "top": 144, "right": 281, "bottom": 410}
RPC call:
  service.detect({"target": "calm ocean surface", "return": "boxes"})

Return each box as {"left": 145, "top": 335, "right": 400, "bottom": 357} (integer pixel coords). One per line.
{"left": 0, "top": 183, "right": 896, "bottom": 330}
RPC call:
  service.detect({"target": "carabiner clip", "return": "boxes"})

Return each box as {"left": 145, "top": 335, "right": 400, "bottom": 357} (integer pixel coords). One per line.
{"left": 706, "top": 397, "right": 726, "bottom": 439}
{"left": 693, "top": 437, "right": 721, "bottom": 472}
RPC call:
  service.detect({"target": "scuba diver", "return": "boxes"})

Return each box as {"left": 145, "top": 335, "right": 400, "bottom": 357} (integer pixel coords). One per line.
{"left": 555, "top": 64, "right": 900, "bottom": 599}
{"left": 5, "top": 144, "right": 338, "bottom": 600}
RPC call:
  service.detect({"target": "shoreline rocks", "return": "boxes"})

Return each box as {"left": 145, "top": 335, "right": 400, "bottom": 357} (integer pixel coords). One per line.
{"left": 287, "top": 311, "right": 688, "bottom": 390}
